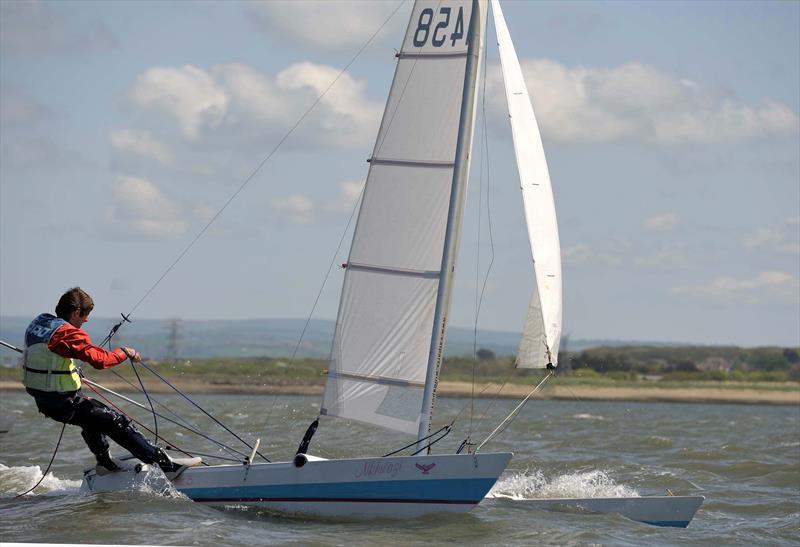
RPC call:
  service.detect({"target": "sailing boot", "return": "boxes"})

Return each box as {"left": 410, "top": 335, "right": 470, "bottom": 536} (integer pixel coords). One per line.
{"left": 95, "top": 452, "right": 122, "bottom": 476}
{"left": 155, "top": 449, "right": 202, "bottom": 480}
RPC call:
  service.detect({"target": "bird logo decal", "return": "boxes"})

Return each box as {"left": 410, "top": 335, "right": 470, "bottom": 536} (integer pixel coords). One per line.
{"left": 415, "top": 462, "right": 436, "bottom": 475}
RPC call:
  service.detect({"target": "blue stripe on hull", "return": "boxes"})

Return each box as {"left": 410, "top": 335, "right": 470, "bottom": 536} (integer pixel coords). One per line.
{"left": 179, "top": 478, "right": 495, "bottom": 505}
{"left": 643, "top": 520, "right": 690, "bottom": 528}
{"left": 193, "top": 496, "right": 477, "bottom": 505}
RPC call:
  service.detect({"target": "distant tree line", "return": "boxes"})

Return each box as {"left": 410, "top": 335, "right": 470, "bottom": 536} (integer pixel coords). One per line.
{"left": 563, "top": 345, "right": 800, "bottom": 382}
{"left": 427, "top": 344, "right": 800, "bottom": 384}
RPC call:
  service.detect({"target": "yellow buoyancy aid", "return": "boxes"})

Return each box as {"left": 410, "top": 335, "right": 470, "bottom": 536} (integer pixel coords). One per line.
{"left": 22, "top": 314, "right": 81, "bottom": 393}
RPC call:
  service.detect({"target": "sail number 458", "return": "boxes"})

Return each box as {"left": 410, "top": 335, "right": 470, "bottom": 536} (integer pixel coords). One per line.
{"left": 413, "top": 6, "right": 469, "bottom": 48}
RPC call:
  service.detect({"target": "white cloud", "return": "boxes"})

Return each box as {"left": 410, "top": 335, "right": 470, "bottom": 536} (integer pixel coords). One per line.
{"left": 110, "top": 129, "right": 174, "bottom": 166}
{"left": 0, "top": 0, "right": 117, "bottom": 57}
{"left": 562, "top": 243, "right": 622, "bottom": 266}
{"left": 266, "top": 181, "right": 363, "bottom": 225}
{"left": 246, "top": 1, "right": 401, "bottom": 50}
{"left": 644, "top": 213, "right": 678, "bottom": 231}
{"left": 490, "top": 59, "right": 799, "bottom": 144}
{"left": 633, "top": 247, "right": 688, "bottom": 269}
{"left": 129, "top": 65, "right": 228, "bottom": 140}
{"left": 1, "top": 137, "right": 88, "bottom": 172}
{"left": 673, "top": 270, "right": 799, "bottom": 303}
{"left": 743, "top": 217, "right": 800, "bottom": 255}
{"left": 270, "top": 194, "right": 314, "bottom": 224}
{"left": 276, "top": 62, "right": 380, "bottom": 145}
{"left": 129, "top": 62, "right": 381, "bottom": 148}
{"left": 0, "top": 85, "right": 49, "bottom": 126}
{"left": 325, "top": 180, "right": 365, "bottom": 213}
{"left": 105, "top": 176, "right": 187, "bottom": 238}
{"left": 192, "top": 205, "right": 216, "bottom": 223}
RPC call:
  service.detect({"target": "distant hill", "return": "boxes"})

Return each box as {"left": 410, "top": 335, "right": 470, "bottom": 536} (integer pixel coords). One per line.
{"left": 0, "top": 316, "right": 677, "bottom": 361}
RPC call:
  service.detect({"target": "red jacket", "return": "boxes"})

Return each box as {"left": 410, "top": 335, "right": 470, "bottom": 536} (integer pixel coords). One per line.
{"left": 47, "top": 323, "right": 128, "bottom": 369}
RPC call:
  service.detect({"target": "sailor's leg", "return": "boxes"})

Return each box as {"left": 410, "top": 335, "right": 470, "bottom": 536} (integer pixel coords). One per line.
{"left": 69, "top": 396, "right": 160, "bottom": 464}
{"left": 30, "top": 394, "right": 111, "bottom": 468}
{"left": 79, "top": 427, "right": 110, "bottom": 458}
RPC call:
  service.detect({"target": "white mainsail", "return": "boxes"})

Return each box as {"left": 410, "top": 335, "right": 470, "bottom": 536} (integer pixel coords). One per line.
{"left": 322, "top": 1, "right": 487, "bottom": 435}
{"left": 491, "top": 0, "right": 562, "bottom": 368}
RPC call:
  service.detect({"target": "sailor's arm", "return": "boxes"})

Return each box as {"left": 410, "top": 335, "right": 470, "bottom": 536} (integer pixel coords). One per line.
{"left": 47, "top": 324, "right": 138, "bottom": 369}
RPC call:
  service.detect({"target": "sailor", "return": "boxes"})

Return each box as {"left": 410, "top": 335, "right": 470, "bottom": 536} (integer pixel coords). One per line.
{"left": 22, "top": 287, "right": 199, "bottom": 476}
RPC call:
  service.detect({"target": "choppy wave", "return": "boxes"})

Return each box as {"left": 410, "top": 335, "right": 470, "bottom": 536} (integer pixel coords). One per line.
{"left": 0, "top": 463, "right": 81, "bottom": 497}
{"left": 572, "top": 413, "right": 606, "bottom": 421}
{"left": 0, "top": 462, "right": 187, "bottom": 500}
{"left": 488, "top": 469, "right": 640, "bottom": 500}
{"left": 645, "top": 435, "right": 674, "bottom": 447}
{"left": 133, "top": 468, "right": 187, "bottom": 499}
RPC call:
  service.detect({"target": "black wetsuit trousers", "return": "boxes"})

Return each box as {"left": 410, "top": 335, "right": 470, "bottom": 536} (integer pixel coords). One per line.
{"left": 27, "top": 388, "right": 159, "bottom": 464}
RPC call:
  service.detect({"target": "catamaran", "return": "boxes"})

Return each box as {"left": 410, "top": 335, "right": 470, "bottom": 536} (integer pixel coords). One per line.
{"left": 75, "top": 0, "right": 703, "bottom": 526}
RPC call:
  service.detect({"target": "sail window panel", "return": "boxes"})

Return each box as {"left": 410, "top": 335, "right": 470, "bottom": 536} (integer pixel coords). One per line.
{"left": 516, "top": 283, "right": 548, "bottom": 369}
{"left": 349, "top": 163, "right": 452, "bottom": 273}
{"left": 322, "top": 378, "right": 423, "bottom": 436}
{"left": 323, "top": 268, "right": 438, "bottom": 434}
{"left": 373, "top": 57, "right": 466, "bottom": 164}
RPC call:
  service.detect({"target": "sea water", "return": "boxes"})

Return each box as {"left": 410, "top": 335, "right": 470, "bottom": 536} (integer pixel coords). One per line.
{"left": 1, "top": 392, "right": 798, "bottom": 546}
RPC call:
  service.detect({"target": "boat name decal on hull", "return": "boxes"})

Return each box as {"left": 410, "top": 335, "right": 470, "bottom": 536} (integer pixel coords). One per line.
{"left": 355, "top": 461, "right": 403, "bottom": 478}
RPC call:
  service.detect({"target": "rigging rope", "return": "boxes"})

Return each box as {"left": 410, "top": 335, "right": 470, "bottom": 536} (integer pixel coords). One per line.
{"left": 475, "top": 371, "right": 553, "bottom": 452}
{"left": 82, "top": 378, "right": 247, "bottom": 460}
{"left": 81, "top": 377, "right": 244, "bottom": 461}
{"left": 80, "top": 380, "right": 204, "bottom": 462}
{"left": 91, "top": 0, "right": 406, "bottom": 458}
{"left": 125, "top": 351, "right": 158, "bottom": 446}
{"left": 264, "top": 185, "right": 364, "bottom": 429}
{"left": 101, "top": 319, "right": 162, "bottom": 454}
{"left": 469, "top": 11, "right": 497, "bottom": 439}
{"left": 382, "top": 422, "right": 453, "bottom": 458}
{"left": 123, "top": 0, "right": 406, "bottom": 320}
{"left": 14, "top": 422, "right": 68, "bottom": 498}
{"left": 129, "top": 359, "right": 270, "bottom": 462}
{"left": 2, "top": 341, "right": 71, "bottom": 498}
{"left": 100, "top": 365, "right": 236, "bottom": 456}
{"left": 278, "top": 0, "right": 443, "bottom": 440}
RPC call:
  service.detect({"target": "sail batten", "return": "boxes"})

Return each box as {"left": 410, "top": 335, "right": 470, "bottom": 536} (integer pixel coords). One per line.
{"left": 347, "top": 263, "right": 441, "bottom": 279}
{"left": 368, "top": 157, "right": 456, "bottom": 168}
{"left": 398, "top": 51, "right": 470, "bottom": 60}
{"left": 491, "top": 0, "right": 562, "bottom": 369}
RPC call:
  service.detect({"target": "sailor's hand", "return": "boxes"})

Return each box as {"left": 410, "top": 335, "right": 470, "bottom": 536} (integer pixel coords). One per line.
{"left": 122, "top": 347, "right": 141, "bottom": 362}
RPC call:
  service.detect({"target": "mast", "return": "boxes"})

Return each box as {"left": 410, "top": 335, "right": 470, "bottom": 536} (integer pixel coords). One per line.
{"left": 417, "top": 0, "right": 484, "bottom": 446}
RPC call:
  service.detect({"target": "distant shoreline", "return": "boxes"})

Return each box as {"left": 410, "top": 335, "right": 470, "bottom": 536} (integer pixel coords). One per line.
{"left": 2, "top": 380, "right": 797, "bottom": 406}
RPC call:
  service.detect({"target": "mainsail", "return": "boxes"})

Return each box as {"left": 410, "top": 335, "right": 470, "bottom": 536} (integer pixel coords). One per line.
{"left": 491, "top": 0, "right": 562, "bottom": 368}
{"left": 322, "top": 1, "right": 487, "bottom": 435}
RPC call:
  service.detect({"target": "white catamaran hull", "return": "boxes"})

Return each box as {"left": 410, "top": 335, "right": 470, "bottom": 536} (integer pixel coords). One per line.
{"left": 504, "top": 495, "right": 705, "bottom": 528}
{"left": 82, "top": 452, "right": 513, "bottom": 518}
{"left": 80, "top": 454, "right": 703, "bottom": 526}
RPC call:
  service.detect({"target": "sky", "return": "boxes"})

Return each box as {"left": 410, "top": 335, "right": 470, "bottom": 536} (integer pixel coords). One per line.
{"left": 1, "top": 0, "right": 798, "bottom": 347}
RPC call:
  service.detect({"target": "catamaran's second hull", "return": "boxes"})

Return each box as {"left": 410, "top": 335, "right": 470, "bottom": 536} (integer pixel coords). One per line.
{"left": 82, "top": 452, "right": 513, "bottom": 518}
